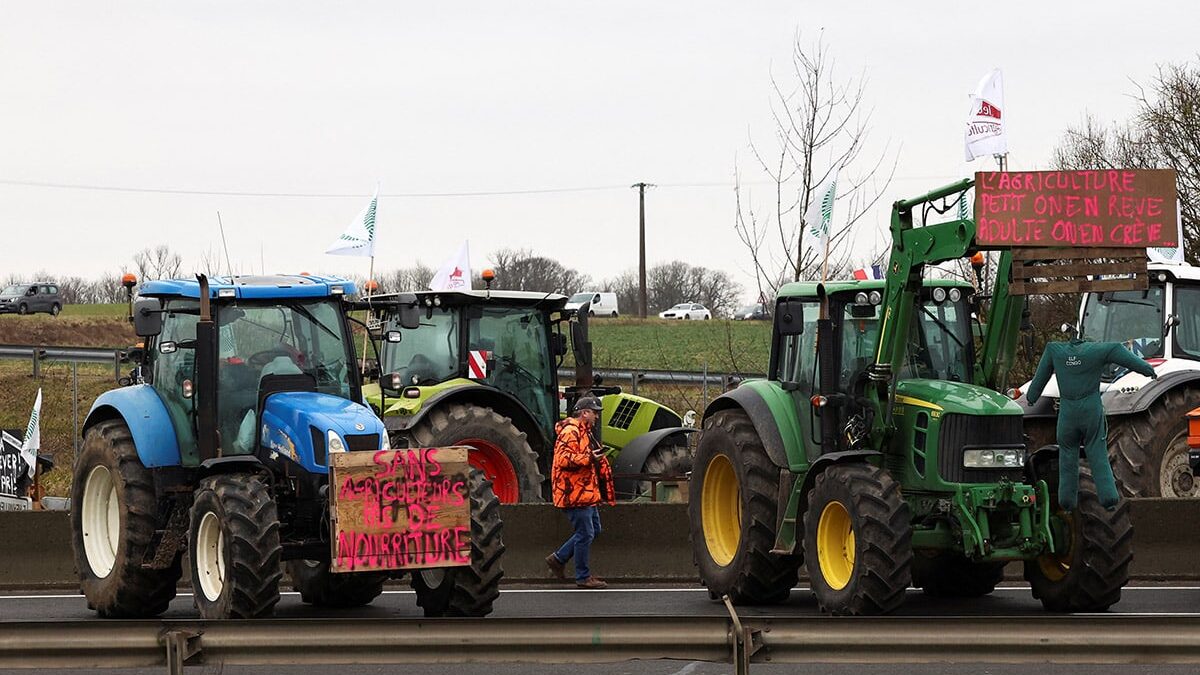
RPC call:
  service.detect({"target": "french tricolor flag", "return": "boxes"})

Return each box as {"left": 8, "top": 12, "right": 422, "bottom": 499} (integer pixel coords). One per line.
{"left": 852, "top": 265, "right": 883, "bottom": 281}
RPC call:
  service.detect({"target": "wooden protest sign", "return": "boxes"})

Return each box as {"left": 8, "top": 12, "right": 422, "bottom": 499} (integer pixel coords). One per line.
{"left": 1008, "top": 247, "right": 1149, "bottom": 296}
{"left": 329, "top": 447, "right": 471, "bottom": 573}
{"left": 0, "top": 430, "right": 31, "bottom": 511}
{"left": 974, "top": 169, "right": 1178, "bottom": 249}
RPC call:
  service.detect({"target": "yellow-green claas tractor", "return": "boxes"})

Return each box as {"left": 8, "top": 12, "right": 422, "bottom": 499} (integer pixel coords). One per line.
{"left": 361, "top": 290, "right": 695, "bottom": 503}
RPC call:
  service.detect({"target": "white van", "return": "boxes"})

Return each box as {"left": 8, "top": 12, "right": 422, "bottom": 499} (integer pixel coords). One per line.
{"left": 565, "top": 291, "right": 619, "bottom": 317}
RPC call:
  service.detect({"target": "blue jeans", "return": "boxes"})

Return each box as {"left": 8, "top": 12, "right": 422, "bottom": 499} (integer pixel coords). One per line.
{"left": 552, "top": 506, "right": 602, "bottom": 581}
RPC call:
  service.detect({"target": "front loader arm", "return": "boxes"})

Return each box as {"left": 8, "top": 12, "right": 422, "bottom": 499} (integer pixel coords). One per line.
{"left": 867, "top": 179, "right": 976, "bottom": 448}
{"left": 977, "top": 250, "right": 1025, "bottom": 392}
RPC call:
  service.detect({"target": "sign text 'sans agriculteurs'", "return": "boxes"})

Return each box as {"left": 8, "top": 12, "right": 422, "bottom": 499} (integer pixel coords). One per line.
{"left": 330, "top": 447, "right": 470, "bottom": 573}
{"left": 974, "top": 169, "right": 1178, "bottom": 248}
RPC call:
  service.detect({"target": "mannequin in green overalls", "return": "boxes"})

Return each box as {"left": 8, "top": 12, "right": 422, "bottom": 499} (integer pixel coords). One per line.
{"left": 1026, "top": 339, "right": 1157, "bottom": 510}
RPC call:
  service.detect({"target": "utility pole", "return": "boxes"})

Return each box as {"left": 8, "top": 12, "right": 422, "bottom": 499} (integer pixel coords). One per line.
{"left": 631, "top": 182, "right": 654, "bottom": 318}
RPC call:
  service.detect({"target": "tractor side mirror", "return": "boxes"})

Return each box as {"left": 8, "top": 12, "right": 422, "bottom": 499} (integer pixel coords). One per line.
{"left": 552, "top": 333, "right": 568, "bottom": 357}
{"left": 776, "top": 300, "right": 806, "bottom": 336}
{"left": 132, "top": 298, "right": 163, "bottom": 337}
{"left": 384, "top": 330, "right": 403, "bottom": 343}
{"left": 1164, "top": 314, "right": 1181, "bottom": 338}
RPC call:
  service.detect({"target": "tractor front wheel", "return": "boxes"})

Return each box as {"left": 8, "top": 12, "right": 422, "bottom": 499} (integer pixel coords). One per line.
{"left": 411, "top": 469, "right": 505, "bottom": 617}
{"left": 288, "top": 560, "right": 387, "bottom": 608}
{"left": 189, "top": 474, "right": 283, "bottom": 619}
{"left": 72, "top": 420, "right": 182, "bottom": 618}
{"left": 803, "top": 463, "right": 912, "bottom": 615}
{"left": 688, "top": 409, "right": 800, "bottom": 604}
{"left": 1109, "top": 388, "right": 1200, "bottom": 498}
{"left": 1024, "top": 470, "right": 1132, "bottom": 612}
{"left": 408, "top": 402, "right": 544, "bottom": 504}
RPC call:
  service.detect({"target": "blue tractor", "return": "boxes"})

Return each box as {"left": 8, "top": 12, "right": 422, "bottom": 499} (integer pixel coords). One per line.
{"left": 71, "top": 274, "right": 504, "bottom": 619}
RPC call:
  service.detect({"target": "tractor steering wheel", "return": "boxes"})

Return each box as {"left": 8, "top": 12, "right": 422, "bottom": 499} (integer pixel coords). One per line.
{"left": 248, "top": 345, "right": 302, "bottom": 368}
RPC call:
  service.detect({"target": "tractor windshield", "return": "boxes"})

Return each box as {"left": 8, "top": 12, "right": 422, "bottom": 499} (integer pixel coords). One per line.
{"left": 905, "top": 297, "right": 973, "bottom": 383}
{"left": 214, "top": 299, "right": 355, "bottom": 453}
{"left": 382, "top": 306, "right": 460, "bottom": 386}
{"left": 1079, "top": 285, "right": 1165, "bottom": 359}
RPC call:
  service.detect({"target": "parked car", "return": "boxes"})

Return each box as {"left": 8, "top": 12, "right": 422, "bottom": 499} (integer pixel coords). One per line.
{"left": 658, "top": 303, "right": 711, "bottom": 320}
{"left": 733, "top": 303, "right": 771, "bottom": 321}
{"left": 565, "top": 291, "right": 619, "bottom": 317}
{"left": 0, "top": 282, "right": 63, "bottom": 316}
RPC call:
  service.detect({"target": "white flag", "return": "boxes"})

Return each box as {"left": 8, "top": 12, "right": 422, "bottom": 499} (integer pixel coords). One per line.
{"left": 804, "top": 168, "right": 839, "bottom": 261}
{"left": 1148, "top": 199, "right": 1186, "bottom": 264}
{"left": 19, "top": 389, "right": 41, "bottom": 480}
{"left": 965, "top": 69, "right": 1007, "bottom": 161}
{"left": 429, "top": 240, "right": 472, "bottom": 291}
{"left": 325, "top": 188, "right": 378, "bottom": 257}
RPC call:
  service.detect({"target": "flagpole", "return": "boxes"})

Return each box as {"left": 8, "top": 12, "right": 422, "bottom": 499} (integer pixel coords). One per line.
{"left": 361, "top": 255, "right": 374, "bottom": 376}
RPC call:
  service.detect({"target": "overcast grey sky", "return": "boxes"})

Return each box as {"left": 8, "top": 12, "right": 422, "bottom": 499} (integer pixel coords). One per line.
{"left": 1, "top": 1, "right": 1195, "bottom": 299}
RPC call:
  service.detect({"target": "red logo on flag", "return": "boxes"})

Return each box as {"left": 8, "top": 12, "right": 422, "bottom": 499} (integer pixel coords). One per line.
{"left": 468, "top": 350, "right": 490, "bottom": 379}
{"left": 451, "top": 267, "right": 463, "bottom": 279}
{"left": 976, "top": 101, "right": 1001, "bottom": 120}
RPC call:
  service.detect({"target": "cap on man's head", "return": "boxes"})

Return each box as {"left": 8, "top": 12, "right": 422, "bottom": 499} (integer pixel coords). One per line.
{"left": 573, "top": 396, "right": 603, "bottom": 413}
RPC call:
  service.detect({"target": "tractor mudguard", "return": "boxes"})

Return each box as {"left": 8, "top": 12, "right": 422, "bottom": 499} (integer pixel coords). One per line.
{"left": 83, "top": 385, "right": 182, "bottom": 468}
{"left": 379, "top": 383, "right": 540, "bottom": 436}
{"left": 1100, "top": 369, "right": 1200, "bottom": 417}
{"left": 771, "top": 449, "right": 881, "bottom": 554}
{"left": 1017, "top": 393, "right": 1057, "bottom": 419}
{"left": 610, "top": 426, "right": 696, "bottom": 497}
{"left": 796, "top": 450, "right": 883, "bottom": 500}
{"left": 199, "top": 455, "right": 267, "bottom": 477}
{"left": 702, "top": 383, "right": 806, "bottom": 471}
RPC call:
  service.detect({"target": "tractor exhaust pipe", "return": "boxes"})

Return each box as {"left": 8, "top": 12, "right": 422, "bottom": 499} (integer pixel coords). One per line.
{"left": 195, "top": 274, "right": 220, "bottom": 461}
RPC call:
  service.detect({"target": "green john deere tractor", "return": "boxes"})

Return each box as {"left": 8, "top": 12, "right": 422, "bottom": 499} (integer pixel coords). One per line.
{"left": 689, "top": 179, "right": 1133, "bottom": 615}
{"left": 362, "top": 290, "right": 695, "bottom": 503}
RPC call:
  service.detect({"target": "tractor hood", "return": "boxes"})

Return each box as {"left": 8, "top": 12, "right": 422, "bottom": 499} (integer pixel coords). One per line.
{"left": 894, "top": 379, "right": 1022, "bottom": 417}
{"left": 363, "top": 378, "right": 482, "bottom": 418}
{"left": 259, "top": 391, "right": 385, "bottom": 473}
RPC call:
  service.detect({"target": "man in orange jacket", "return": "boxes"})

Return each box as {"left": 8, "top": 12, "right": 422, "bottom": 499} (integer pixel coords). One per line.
{"left": 545, "top": 396, "right": 614, "bottom": 589}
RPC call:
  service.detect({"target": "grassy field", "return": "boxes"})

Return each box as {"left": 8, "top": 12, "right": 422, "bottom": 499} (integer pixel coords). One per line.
{"left": 61, "top": 303, "right": 127, "bottom": 317}
{"left": 586, "top": 318, "right": 770, "bottom": 374}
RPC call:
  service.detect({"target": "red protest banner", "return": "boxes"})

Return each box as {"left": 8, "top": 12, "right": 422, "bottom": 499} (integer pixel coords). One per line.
{"left": 330, "top": 447, "right": 470, "bottom": 573}
{"left": 974, "top": 169, "right": 1178, "bottom": 248}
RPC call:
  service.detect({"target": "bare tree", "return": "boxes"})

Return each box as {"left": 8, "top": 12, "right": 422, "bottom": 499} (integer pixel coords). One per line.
{"left": 489, "top": 248, "right": 590, "bottom": 294}
{"left": 1052, "top": 60, "right": 1200, "bottom": 260}
{"left": 132, "top": 245, "right": 184, "bottom": 281}
{"left": 734, "top": 32, "right": 896, "bottom": 299}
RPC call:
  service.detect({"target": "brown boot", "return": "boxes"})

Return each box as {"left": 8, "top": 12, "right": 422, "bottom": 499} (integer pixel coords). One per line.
{"left": 576, "top": 576, "right": 608, "bottom": 589}
{"left": 545, "top": 554, "right": 566, "bottom": 580}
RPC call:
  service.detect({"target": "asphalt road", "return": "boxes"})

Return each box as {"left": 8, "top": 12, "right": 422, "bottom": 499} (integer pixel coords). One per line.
{"left": 2, "top": 582, "right": 1198, "bottom": 620}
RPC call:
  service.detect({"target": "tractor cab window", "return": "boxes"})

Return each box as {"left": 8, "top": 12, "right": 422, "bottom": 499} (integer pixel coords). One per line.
{"left": 468, "top": 306, "right": 556, "bottom": 432}
{"left": 902, "top": 294, "right": 973, "bottom": 383}
{"left": 838, "top": 301, "right": 881, "bottom": 394}
{"left": 150, "top": 300, "right": 200, "bottom": 463}
{"left": 384, "top": 306, "right": 460, "bottom": 386}
{"left": 1080, "top": 285, "right": 1165, "bottom": 360}
{"left": 214, "top": 300, "right": 354, "bottom": 454}
{"left": 1171, "top": 285, "right": 1200, "bottom": 359}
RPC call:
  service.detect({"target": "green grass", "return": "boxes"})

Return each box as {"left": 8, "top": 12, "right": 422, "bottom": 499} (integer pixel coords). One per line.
{"left": 586, "top": 318, "right": 771, "bottom": 374}
{"left": 62, "top": 303, "right": 127, "bottom": 317}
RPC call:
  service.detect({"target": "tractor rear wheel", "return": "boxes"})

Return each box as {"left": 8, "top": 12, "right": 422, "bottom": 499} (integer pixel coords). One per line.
{"left": 288, "top": 560, "right": 387, "bottom": 608}
{"left": 688, "top": 410, "right": 800, "bottom": 604}
{"left": 635, "top": 441, "right": 693, "bottom": 501}
{"left": 72, "top": 420, "right": 182, "bottom": 618}
{"left": 1024, "top": 470, "right": 1132, "bottom": 612}
{"left": 803, "top": 463, "right": 912, "bottom": 615}
{"left": 912, "top": 553, "right": 1005, "bottom": 597}
{"left": 189, "top": 474, "right": 283, "bottom": 619}
{"left": 409, "top": 402, "right": 544, "bottom": 504}
{"left": 411, "top": 469, "right": 505, "bottom": 617}
{"left": 1109, "top": 387, "right": 1200, "bottom": 498}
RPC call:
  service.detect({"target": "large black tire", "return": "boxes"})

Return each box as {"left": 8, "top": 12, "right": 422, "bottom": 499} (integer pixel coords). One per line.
{"left": 1024, "top": 470, "right": 1133, "bottom": 612}
{"left": 688, "top": 410, "right": 800, "bottom": 605}
{"left": 50, "top": 303, "right": 61, "bottom": 316}
{"left": 803, "top": 463, "right": 912, "bottom": 616}
{"left": 287, "top": 560, "right": 387, "bottom": 608}
{"left": 1109, "top": 387, "right": 1200, "bottom": 498}
{"left": 189, "top": 474, "right": 283, "bottom": 619}
{"left": 16, "top": 303, "right": 27, "bottom": 315}
{"left": 411, "top": 469, "right": 505, "bottom": 617}
{"left": 407, "top": 402, "right": 544, "bottom": 504}
{"left": 635, "top": 441, "right": 693, "bottom": 500}
{"left": 912, "top": 553, "right": 1005, "bottom": 598}
{"left": 72, "top": 420, "right": 182, "bottom": 618}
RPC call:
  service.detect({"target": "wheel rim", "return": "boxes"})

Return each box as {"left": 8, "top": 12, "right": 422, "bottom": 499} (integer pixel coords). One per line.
{"left": 817, "top": 501, "right": 855, "bottom": 591}
{"left": 81, "top": 465, "right": 119, "bottom": 578}
{"left": 460, "top": 437, "right": 519, "bottom": 504}
{"left": 1037, "top": 511, "right": 1073, "bottom": 581}
{"left": 701, "top": 453, "right": 741, "bottom": 567}
{"left": 1159, "top": 431, "right": 1200, "bottom": 498}
{"left": 196, "top": 511, "right": 226, "bottom": 602}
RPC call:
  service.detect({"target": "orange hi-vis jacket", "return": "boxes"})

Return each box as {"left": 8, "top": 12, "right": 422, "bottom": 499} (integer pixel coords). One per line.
{"left": 551, "top": 417, "right": 615, "bottom": 508}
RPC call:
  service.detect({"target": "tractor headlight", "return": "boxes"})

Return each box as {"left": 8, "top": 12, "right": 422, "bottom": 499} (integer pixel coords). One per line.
{"left": 869, "top": 290, "right": 882, "bottom": 305}
{"left": 932, "top": 287, "right": 947, "bottom": 303}
{"left": 327, "top": 430, "right": 347, "bottom": 454}
{"left": 949, "top": 288, "right": 962, "bottom": 302}
{"left": 380, "top": 431, "right": 391, "bottom": 450}
{"left": 963, "top": 448, "right": 1025, "bottom": 468}
{"left": 854, "top": 291, "right": 869, "bottom": 305}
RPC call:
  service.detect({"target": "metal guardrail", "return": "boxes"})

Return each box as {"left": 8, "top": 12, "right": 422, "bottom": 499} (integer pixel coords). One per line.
{"left": 0, "top": 344, "right": 128, "bottom": 380}
{"left": 2, "top": 614, "right": 1200, "bottom": 673}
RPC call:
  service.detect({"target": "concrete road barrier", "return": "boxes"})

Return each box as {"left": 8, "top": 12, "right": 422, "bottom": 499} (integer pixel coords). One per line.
{"left": 2, "top": 500, "right": 1197, "bottom": 590}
